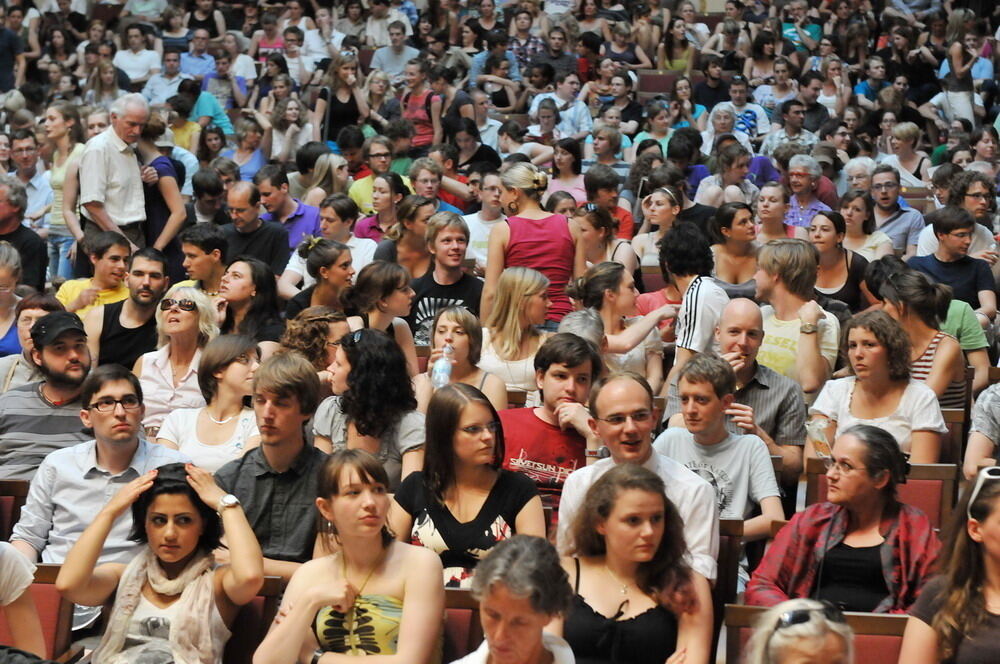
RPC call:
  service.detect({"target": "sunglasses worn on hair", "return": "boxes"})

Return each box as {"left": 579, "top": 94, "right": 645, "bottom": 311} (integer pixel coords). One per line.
{"left": 968, "top": 466, "right": 1000, "bottom": 519}
{"left": 776, "top": 601, "right": 844, "bottom": 630}
{"left": 160, "top": 298, "right": 197, "bottom": 312}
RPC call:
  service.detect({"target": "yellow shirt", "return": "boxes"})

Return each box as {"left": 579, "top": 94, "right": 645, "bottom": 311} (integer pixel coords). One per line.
{"left": 55, "top": 278, "right": 128, "bottom": 316}
{"left": 172, "top": 121, "right": 201, "bottom": 153}
{"left": 348, "top": 174, "right": 412, "bottom": 217}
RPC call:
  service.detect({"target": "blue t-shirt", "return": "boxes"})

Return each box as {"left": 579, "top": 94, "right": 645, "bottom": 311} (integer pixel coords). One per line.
{"left": 853, "top": 79, "right": 888, "bottom": 102}
{"left": 908, "top": 254, "right": 995, "bottom": 310}
{"left": 0, "top": 319, "right": 19, "bottom": 357}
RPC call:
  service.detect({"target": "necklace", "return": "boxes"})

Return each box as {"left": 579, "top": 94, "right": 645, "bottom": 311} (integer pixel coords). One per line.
{"left": 340, "top": 549, "right": 385, "bottom": 654}
{"left": 206, "top": 409, "right": 236, "bottom": 425}
{"left": 604, "top": 563, "right": 630, "bottom": 596}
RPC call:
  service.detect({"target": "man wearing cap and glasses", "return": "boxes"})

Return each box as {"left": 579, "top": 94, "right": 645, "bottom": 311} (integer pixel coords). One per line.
{"left": 0, "top": 311, "right": 94, "bottom": 481}
{"left": 9, "top": 362, "right": 187, "bottom": 631}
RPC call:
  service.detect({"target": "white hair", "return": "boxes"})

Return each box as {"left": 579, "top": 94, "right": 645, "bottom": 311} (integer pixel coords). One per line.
{"left": 745, "top": 599, "right": 854, "bottom": 664}
{"left": 789, "top": 154, "right": 822, "bottom": 178}
{"left": 967, "top": 161, "right": 996, "bottom": 175}
{"left": 110, "top": 93, "right": 150, "bottom": 118}
{"left": 844, "top": 156, "right": 876, "bottom": 176}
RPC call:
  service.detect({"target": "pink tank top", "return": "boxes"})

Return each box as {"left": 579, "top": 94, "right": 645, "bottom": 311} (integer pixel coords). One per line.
{"left": 506, "top": 214, "right": 575, "bottom": 321}
{"left": 401, "top": 89, "right": 438, "bottom": 148}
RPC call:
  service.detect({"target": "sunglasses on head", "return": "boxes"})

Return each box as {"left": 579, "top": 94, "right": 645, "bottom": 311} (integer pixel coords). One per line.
{"left": 775, "top": 601, "right": 844, "bottom": 630}
{"left": 968, "top": 466, "right": 1000, "bottom": 519}
{"left": 159, "top": 298, "right": 197, "bottom": 312}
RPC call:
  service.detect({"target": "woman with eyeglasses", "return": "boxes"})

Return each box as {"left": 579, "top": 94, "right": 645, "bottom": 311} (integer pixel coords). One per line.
{"left": 134, "top": 285, "right": 218, "bottom": 437}
{"left": 253, "top": 450, "right": 444, "bottom": 663}
{"left": 219, "top": 257, "right": 285, "bottom": 361}
{"left": 314, "top": 330, "right": 425, "bottom": 489}
{"left": 389, "top": 383, "right": 543, "bottom": 587}
{"left": 899, "top": 466, "right": 1000, "bottom": 663}
{"left": 744, "top": 598, "right": 854, "bottom": 663}
{"left": 747, "top": 424, "right": 940, "bottom": 612}
{"left": 414, "top": 307, "right": 507, "bottom": 413}
{"left": 342, "top": 260, "right": 420, "bottom": 377}
{"left": 551, "top": 463, "right": 712, "bottom": 664}
{"left": 57, "top": 462, "right": 263, "bottom": 663}
{"left": 838, "top": 189, "right": 892, "bottom": 260}
{"left": 155, "top": 335, "right": 260, "bottom": 472}
{"left": 808, "top": 311, "right": 947, "bottom": 464}
{"left": 284, "top": 237, "right": 354, "bottom": 319}
{"left": 808, "top": 210, "right": 871, "bottom": 314}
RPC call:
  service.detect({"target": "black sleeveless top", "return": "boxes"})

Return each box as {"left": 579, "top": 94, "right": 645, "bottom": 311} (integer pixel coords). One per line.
{"left": 563, "top": 559, "right": 679, "bottom": 664}
{"left": 187, "top": 10, "right": 221, "bottom": 38}
{"left": 99, "top": 300, "right": 157, "bottom": 369}
{"left": 359, "top": 311, "right": 397, "bottom": 342}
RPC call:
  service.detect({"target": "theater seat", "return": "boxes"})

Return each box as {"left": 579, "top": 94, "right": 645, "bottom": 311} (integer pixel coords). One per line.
{"left": 443, "top": 588, "right": 483, "bottom": 662}
{"left": 0, "top": 564, "right": 73, "bottom": 660}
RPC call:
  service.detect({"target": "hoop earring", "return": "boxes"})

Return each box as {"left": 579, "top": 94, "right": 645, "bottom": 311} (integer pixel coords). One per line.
{"left": 507, "top": 201, "right": 520, "bottom": 215}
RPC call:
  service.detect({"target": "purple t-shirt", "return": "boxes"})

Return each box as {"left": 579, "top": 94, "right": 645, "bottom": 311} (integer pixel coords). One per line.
{"left": 354, "top": 215, "right": 385, "bottom": 242}
{"left": 261, "top": 199, "right": 321, "bottom": 249}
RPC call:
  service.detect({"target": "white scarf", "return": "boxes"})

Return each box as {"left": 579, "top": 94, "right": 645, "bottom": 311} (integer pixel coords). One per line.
{"left": 92, "top": 548, "right": 217, "bottom": 664}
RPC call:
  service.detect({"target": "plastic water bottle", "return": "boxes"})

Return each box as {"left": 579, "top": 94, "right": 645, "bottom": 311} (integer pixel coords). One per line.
{"left": 430, "top": 344, "right": 454, "bottom": 389}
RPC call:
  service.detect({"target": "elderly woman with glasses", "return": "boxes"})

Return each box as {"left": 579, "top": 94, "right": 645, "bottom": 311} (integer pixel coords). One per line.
{"left": 899, "top": 466, "right": 1000, "bottom": 663}
{"left": 746, "top": 424, "right": 940, "bottom": 612}
{"left": 744, "top": 599, "right": 854, "bottom": 664}
{"left": 784, "top": 154, "right": 832, "bottom": 230}
{"left": 134, "top": 285, "right": 219, "bottom": 437}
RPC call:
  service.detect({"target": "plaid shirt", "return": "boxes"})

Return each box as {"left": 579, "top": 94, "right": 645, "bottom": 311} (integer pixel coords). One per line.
{"left": 745, "top": 501, "right": 940, "bottom": 613}
{"left": 510, "top": 34, "right": 546, "bottom": 71}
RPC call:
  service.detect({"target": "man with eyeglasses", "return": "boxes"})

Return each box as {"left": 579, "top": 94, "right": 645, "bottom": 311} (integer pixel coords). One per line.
{"left": 10, "top": 363, "right": 187, "bottom": 630}
{"left": 557, "top": 372, "right": 719, "bottom": 592}
{"left": 222, "top": 181, "right": 291, "bottom": 277}
{"left": 909, "top": 206, "right": 996, "bottom": 329}
{"left": 654, "top": 353, "right": 783, "bottom": 585}
{"left": 870, "top": 164, "right": 924, "bottom": 259}
{"left": 915, "top": 171, "right": 999, "bottom": 269}
{"left": 83, "top": 247, "right": 169, "bottom": 371}
{"left": 348, "top": 137, "right": 412, "bottom": 217}
{"left": 10, "top": 129, "right": 53, "bottom": 240}
{"left": 0, "top": 311, "right": 94, "bottom": 481}
{"left": 141, "top": 49, "right": 192, "bottom": 105}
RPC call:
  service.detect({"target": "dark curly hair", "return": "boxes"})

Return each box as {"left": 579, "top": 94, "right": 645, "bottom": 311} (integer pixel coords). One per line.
{"left": 129, "top": 462, "right": 222, "bottom": 551}
{"left": 338, "top": 328, "right": 416, "bottom": 437}
{"left": 280, "top": 306, "right": 347, "bottom": 371}
{"left": 660, "top": 221, "right": 713, "bottom": 277}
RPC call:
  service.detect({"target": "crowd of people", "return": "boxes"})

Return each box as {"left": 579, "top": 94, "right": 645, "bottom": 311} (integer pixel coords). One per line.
{"left": 0, "top": 0, "right": 999, "bottom": 662}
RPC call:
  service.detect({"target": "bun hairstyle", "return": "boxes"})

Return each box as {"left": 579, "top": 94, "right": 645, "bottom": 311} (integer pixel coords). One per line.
{"left": 566, "top": 261, "right": 626, "bottom": 310}
{"left": 500, "top": 162, "right": 549, "bottom": 202}
{"left": 878, "top": 268, "right": 952, "bottom": 329}
{"left": 295, "top": 236, "right": 351, "bottom": 279}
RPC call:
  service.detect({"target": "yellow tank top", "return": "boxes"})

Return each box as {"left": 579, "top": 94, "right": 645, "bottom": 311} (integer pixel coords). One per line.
{"left": 313, "top": 594, "right": 402, "bottom": 656}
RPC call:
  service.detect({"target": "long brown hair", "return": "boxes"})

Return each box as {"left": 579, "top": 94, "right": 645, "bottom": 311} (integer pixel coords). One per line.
{"left": 932, "top": 480, "right": 1000, "bottom": 659}
{"left": 569, "top": 464, "right": 690, "bottom": 598}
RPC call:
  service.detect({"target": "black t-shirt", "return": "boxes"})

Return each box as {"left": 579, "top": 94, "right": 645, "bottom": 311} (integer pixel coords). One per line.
{"left": 0, "top": 29, "right": 23, "bottom": 93}
{"left": 910, "top": 576, "right": 1000, "bottom": 663}
{"left": 908, "top": 254, "right": 995, "bottom": 311}
{"left": 693, "top": 80, "right": 730, "bottom": 112}
{"left": 458, "top": 144, "right": 502, "bottom": 173}
{"left": 222, "top": 221, "right": 291, "bottom": 277}
{"left": 677, "top": 203, "right": 717, "bottom": 240}
{"left": 285, "top": 285, "right": 314, "bottom": 321}
{"left": 0, "top": 224, "right": 46, "bottom": 292}
{"left": 394, "top": 469, "right": 537, "bottom": 587}
{"left": 405, "top": 270, "right": 484, "bottom": 346}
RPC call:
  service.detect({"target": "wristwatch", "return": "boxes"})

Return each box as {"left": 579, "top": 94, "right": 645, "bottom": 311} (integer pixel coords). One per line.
{"left": 585, "top": 446, "right": 611, "bottom": 459}
{"left": 799, "top": 322, "right": 819, "bottom": 334}
{"left": 217, "top": 494, "right": 241, "bottom": 514}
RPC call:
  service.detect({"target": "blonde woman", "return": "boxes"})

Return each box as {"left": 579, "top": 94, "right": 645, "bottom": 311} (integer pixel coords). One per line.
{"left": 311, "top": 51, "right": 369, "bottom": 144}
{"left": 880, "top": 122, "right": 931, "bottom": 188}
{"left": 364, "top": 70, "right": 401, "bottom": 133}
{"left": 269, "top": 97, "right": 312, "bottom": 165}
{"left": 302, "top": 153, "right": 351, "bottom": 207}
{"left": 134, "top": 285, "right": 219, "bottom": 437}
{"left": 479, "top": 267, "right": 551, "bottom": 406}
{"left": 83, "top": 61, "right": 127, "bottom": 111}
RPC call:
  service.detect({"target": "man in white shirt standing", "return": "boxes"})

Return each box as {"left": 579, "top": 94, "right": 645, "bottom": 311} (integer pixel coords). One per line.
{"left": 78, "top": 93, "right": 152, "bottom": 252}
{"left": 558, "top": 372, "right": 720, "bottom": 590}
{"left": 113, "top": 24, "right": 160, "bottom": 88}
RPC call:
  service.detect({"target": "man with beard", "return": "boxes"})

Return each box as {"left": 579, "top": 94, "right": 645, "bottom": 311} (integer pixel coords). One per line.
{"left": 0, "top": 311, "right": 94, "bottom": 480}
{"left": 83, "top": 248, "right": 170, "bottom": 369}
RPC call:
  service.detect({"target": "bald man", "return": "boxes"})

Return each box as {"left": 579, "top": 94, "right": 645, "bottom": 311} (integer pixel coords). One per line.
{"left": 665, "top": 298, "right": 805, "bottom": 512}
{"left": 221, "top": 181, "right": 290, "bottom": 276}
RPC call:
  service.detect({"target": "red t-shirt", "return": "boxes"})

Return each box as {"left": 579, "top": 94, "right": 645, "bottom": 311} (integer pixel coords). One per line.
{"left": 611, "top": 206, "right": 635, "bottom": 239}
{"left": 499, "top": 407, "right": 586, "bottom": 512}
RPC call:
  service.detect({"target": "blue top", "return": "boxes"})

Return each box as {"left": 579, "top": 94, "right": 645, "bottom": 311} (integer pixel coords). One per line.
{"left": 0, "top": 319, "right": 19, "bottom": 357}
{"left": 190, "top": 91, "right": 233, "bottom": 134}
{"left": 221, "top": 148, "right": 267, "bottom": 182}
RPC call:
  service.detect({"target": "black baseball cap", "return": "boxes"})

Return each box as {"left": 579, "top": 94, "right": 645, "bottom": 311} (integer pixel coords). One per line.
{"left": 31, "top": 311, "right": 87, "bottom": 349}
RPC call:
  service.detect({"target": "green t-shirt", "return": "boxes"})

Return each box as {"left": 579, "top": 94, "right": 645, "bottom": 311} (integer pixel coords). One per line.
{"left": 941, "top": 299, "right": 988, "bottom": 350}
